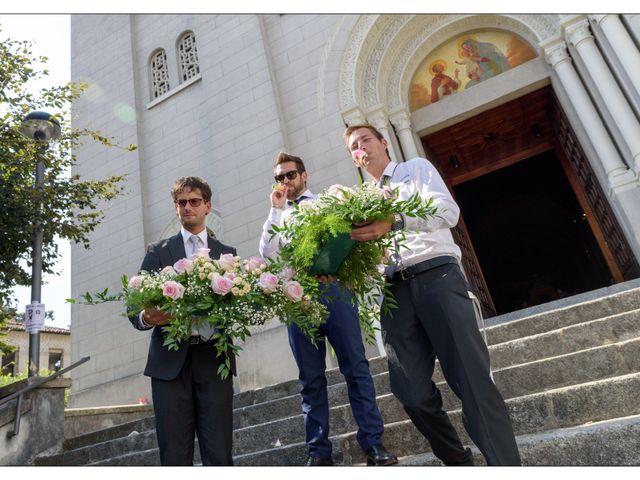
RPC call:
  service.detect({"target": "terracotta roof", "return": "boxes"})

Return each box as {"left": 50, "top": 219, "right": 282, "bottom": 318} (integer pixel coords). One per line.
{"left": 5, "top": 321, "right": 70, "bottom": 335}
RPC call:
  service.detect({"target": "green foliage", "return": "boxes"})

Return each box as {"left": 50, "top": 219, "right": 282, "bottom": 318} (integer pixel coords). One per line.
{"left": 0, "top": 367, "right": 71, "bottom": 406}
{"left": 0, "top": 27, "right": 133, "bottom": 320}
{"left": 273, "top": 183, "right": 438, "bottom": 344}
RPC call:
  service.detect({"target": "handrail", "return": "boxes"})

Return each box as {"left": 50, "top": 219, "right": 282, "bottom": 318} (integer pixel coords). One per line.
{"left": 1, "top": 356, "right": 90, "bottom": 438}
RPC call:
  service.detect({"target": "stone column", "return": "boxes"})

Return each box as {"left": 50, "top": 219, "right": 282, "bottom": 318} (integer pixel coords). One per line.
{"left": 564, "top": 17, "right": 640, "bottom": 174}
{"left": 389, "top": 109, "right": 420, "bottom": 160}
{"left": 541, "top": 38, "right": 635, "bottom": 189}
{"left": 590, "top": 14, "right": 640, "bottom": 98}
{"left": 366, "top": 108, "right": 400, "bottom": 163}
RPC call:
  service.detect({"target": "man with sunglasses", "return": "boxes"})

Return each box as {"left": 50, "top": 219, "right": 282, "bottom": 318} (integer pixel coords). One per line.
{"left": 129, "top": 176, "right": 236, "bottom": 465}
{"left": 259, "top": 153, "right": 397, "bottom": 467}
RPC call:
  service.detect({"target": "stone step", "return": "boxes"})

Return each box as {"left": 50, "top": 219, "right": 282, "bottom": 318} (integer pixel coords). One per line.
{"left": 233, "top": 371, "right": 640, "bottom": 464}
{"left": 233, "top": 293, "right": 640, "bottom": 409}
{"left": 489, "top": 308, "right": 640, "bottom": 366}
{"left": 83, "top": 412, "right": 640, "bottom": 467}
{"left": 233, "top": 353, "right": 389, "bottom": 409}
{"left": 399, "top": 414, "right": 640, "bottom": 466}
{"left": 232, "top": 317, "right": 640, "bottom": 430}
{"left": 484, "top": 286, "right": 640, "bottom": 345}
{"left": 57, "top": 332, "right": 640, "bottom": 461}
{"left": 63, "top": 415, "right": 156, "bottom": 451}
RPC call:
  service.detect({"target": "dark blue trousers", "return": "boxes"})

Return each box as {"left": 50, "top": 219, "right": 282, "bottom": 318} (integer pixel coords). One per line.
{"left": 287, "top": 282, "right": 384, "bottom": 459}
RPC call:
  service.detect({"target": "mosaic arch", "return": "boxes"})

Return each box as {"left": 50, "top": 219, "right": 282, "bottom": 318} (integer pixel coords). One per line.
{"left": 409, "top": 30, "right": 537, "bottom": 111}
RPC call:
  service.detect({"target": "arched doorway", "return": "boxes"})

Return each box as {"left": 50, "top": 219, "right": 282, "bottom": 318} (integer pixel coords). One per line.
{"left": 421, "top": 86, "right": 640, "bottom": 317}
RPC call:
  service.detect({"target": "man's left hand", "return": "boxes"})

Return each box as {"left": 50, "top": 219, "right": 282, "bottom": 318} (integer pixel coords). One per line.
{"left": 350, "top": 218, "right": 392, "bottom": 241}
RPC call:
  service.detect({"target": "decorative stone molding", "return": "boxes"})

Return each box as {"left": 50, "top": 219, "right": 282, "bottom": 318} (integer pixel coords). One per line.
{"left": 341, "top": 106, "right": 367, "bottom": 126}
{"left": 564, "top": 18, "right": 593, "bottom": 48}
{"left": 389, "top": 108, "right": 412, "bottom": 131}
{"left": 338, "top": 14, "right": 562, "bottom": 139}
{"left": 541, "top": 39, "right": 571, "bottom": 69}
{"left": 365, "top": 106, "right": 389, "bottom": 131}
{"left": 338, "top": 15, "right": 378, "bottom": 109}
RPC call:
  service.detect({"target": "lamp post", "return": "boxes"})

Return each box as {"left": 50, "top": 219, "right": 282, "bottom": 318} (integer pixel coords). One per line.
{"left": 18, "top": 111, "right": 61, "bottom": 377}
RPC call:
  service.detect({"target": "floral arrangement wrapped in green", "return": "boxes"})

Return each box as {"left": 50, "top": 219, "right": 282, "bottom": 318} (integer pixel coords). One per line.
{"left": 70, "top": 250, "right": 328, "bottom": 379}
{"left": 269, "top": 181, "right": 437, "bottom": 342}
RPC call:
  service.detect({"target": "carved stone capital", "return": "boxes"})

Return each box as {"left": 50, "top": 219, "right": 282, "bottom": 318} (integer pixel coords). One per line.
{"left": 564, "top": 18, "right": 593, "bottom": 48}
{"left": 541, "top": 39, "right": 571, "bottom": 69}
{"left": 366, "top": 108, "right": 389, "bottom": 130}
{"left": 342, "top": 106, "right": 367, "bottom": 126}
{"left": 389, "top": 109, "right": 412, "bottom": 131}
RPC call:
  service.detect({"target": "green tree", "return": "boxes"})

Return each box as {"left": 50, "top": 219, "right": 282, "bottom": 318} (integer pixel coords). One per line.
{"left": 0, "top": 27, "right": 133, "bottom": 353}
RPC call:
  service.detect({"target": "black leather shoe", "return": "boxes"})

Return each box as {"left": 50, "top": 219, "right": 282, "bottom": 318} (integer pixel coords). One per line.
{"left": 304, "top": 455, "right": 333, "bottom": 466}
{"left": 365, "top": 444, "right": 398, "bottom": 466}
{"left": 443, "top": 447, "right": 474, "bottom": 466}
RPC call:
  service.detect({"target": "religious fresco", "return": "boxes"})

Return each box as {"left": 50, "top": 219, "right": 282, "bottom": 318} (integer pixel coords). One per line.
{"left": 409, "top": 31, "right": 537, "bottom": 112}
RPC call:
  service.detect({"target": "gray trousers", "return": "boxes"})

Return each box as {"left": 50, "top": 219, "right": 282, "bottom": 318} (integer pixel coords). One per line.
{"left": 382, "top": 261, "right": 521, "bottom": 465}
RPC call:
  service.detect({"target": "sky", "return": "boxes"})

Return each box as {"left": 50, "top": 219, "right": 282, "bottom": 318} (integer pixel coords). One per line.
{"left": 0, "top": 14, "right": 71, "bottom": 329}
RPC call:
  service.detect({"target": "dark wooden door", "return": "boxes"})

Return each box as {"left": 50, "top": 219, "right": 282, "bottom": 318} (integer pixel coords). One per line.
{"left": 420, "top": 86, "right": 639, "bottom": 318}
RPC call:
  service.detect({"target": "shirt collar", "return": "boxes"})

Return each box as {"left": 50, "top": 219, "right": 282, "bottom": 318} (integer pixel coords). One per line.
{"left": 180, "top": 227, "right": 208, "bottom": 244}
{"left": 381, "top": 161, "right": 398, "bottom": 180}
{"left": 288, "top": 189, "right": 315, "bottom": 205}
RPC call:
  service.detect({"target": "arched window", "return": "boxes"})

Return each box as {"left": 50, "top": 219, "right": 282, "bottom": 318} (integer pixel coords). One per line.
{"left": 150, "top": 49, "right": 170, "bottom": 99}
{"left": 177, "top": 31, "right": 200, "bottom": 82}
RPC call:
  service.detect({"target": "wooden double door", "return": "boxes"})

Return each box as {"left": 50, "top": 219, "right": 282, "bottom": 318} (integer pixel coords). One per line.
{"left": 421, "top": 86, "right": 640, "bottom": 318}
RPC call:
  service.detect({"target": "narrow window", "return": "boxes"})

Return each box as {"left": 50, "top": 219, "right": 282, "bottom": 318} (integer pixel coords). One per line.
{"left": 150, "top": 49, "right": 170, "bottom": 99}
{"left": 48, "top": 349, "right": 63, "bottom": 372}
{"left": 177, "top": 31, "right": 200, "bottom": 82}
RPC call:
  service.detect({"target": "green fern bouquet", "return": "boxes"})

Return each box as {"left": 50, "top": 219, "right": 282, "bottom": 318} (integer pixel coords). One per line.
{"left": 270, "top": 181, "right": 437, "bottom": 342}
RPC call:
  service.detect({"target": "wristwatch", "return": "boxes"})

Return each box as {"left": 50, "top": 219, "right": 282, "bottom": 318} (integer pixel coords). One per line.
{"left": 391, "top": 213, "right": 405, "bottom": 231}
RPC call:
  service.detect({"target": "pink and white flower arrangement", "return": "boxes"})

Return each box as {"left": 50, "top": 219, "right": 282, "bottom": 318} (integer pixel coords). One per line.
{"left": 114, "top": 252, "right": 327, "bottom": 379}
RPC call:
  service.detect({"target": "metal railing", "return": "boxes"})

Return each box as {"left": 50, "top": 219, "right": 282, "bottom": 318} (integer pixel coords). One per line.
{"left": 0, "top": 356, "right": 90, "bottom": 438}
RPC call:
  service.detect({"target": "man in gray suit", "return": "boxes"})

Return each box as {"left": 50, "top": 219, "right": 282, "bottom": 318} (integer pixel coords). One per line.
{"left": 129, "top": 176, "right": 236, "bottom": 465}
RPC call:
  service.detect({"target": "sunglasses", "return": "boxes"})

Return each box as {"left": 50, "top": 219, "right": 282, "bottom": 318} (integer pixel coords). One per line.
{"left": 274, "top": 170, "right": 299, "bottom": 183}
{"left": 176, "top": 198, "right": 204, "bottom": 208}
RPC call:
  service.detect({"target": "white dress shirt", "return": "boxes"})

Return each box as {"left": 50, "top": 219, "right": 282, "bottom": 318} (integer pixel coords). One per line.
{"left": 382, "top": 158, "right": 461, "bottom": 268}
{"left": 259, "top": 189, "right": 316, "bottom": 259}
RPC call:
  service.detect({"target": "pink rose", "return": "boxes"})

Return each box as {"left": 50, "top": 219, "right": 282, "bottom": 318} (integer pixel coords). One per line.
{"left": 173, "top": 258, "right": 193, "bottom": 274}
{"left": 258, "top": 272, "right": 279, "bottom": 293}
{"left": 194, "top": 247, "right": 211, "bottom": 259}
{"left": 224, "top": 271, "right": 236, "bottom": 281}
{"left": 161, "top": 266, "right": 177, "bottom": 277}
{"left": 211, "top": 273, "right": 234, "bottom": 295}
{"left": 280, "top": 266, "right": 296, "bottom": 281}
{"left": 283, "top": 281, "right": 304, "bottom": 302}
{"left": 128, "top": 275, "right": 143, "bottom": 291}
{"left": 353, "top": 148, "right": 367, "bottom": 161}
{"left": 162, "top": 281, "right": 185, "bottom": 300}
{"left": 326, "top": 184, "right": 348, "bottom": 203}
{"left": 217, "top": 253, "right": 236, "bottom": 272}
{"left": 245, "top": 256, "right": 266, "bottom": 273}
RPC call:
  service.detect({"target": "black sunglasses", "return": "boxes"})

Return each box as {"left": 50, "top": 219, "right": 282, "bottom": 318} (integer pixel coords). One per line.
{"left": 176, "top": 198, "right": 204, "bottom": 208}
{"left": 274, "top": 170, "right": 300, "bottom": 183}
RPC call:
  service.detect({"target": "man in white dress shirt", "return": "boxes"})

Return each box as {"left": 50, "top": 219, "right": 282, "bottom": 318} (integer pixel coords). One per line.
{"left": 259, "top": 152, "right": 396, "bottom": 466}
{"left": 344, "top": 125, "right": 521, "bottom": 466}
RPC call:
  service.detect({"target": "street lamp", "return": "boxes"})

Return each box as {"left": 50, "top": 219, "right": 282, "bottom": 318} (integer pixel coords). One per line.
{"left": 18, "top": 111, "right": 61, "bottom": 377}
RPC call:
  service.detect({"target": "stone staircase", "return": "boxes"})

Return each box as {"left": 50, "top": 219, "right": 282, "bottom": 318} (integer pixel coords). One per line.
{"left": 35, "top": 284, "right": 640, "bottom": 466}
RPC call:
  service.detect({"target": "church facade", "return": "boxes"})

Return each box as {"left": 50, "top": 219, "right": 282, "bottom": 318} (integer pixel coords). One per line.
{"left": 69, "top": 14, "right": 640, "bottom": 407}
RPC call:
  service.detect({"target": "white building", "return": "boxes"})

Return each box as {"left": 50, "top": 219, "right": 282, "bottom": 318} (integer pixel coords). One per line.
{"left": 69, "top": 14, "right": 640, "bottom": 407}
